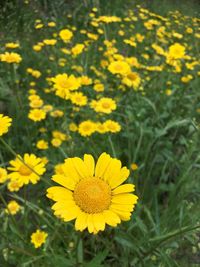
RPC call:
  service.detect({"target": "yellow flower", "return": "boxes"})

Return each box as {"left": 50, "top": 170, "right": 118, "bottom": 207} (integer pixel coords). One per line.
{"left": 80, "top": 76, "right": 92, "bottom": 85}
{"left": 93, "top": 83, "right": 104, "bottom": 92}
{"left": 181, "top": 75, "right": 193, "bottom": 83}
{"left": 59, "top": 29, "right": 73, "bottom": 42}
{"left": 50, "top": 110, "right": 64, "bottom": 117}
{"left": 103, "top": 120, "right": 121, "bottom": 133}
{"left": 35, "top": 23, "right": 43, "bottom": 29}
{"left": 71, "top": 44, "right": 85, "bottom": 56}
{"left": 31, "top": 230, "right": 48, "bottom": 248}
{"left": 92, "top": 98, "right": 117, "bottom": 114}
{"left": 28, "top": 109, "right": 46, "bottom": 122}
{"left": 95, "top": 122, "right": 107, "bottom": 134}
{"left": 48, "top": 22, "right": 56, "bottom": 27}
{"left": 36, "top": 140, "right": 49, "bottom": 150}
{"left": 122, "top": 72, "right": 141, "bottom": 89}
{"left": 0, "top": 114, "right": 12, "bottom": 136}
{"left": 7, "top": 179, "right": 23, "bottom": 192}
{"left": 47, "top": 153, "right": 138, "bottom": 234}
{"left": 51, "top": 138, "right": 62, "bottom": 147}
{"left": 52, "top": 131, "right": 67, "bottom": 141}
{"left": 69, "top": 123, "right": 78, "bottom": 132}
{"left": 6, "top": 200, "right": 21, "bottom": 215}
{"left": 5, "top": 42, "right": 20, "bottom": 49}
{"left": 8, "top": 154, "right": 46, "bottom": 186}
{"left": 165, "top": 89, "right": 172, "bottom": 96}
{"left": 108, "top": 60, "right": 131, "bottom": 75}
{"left": 30, "top": 98, "right": 44, "bottom": 108}
{"left": 52, "top": 74, "right": 81, "bottom": 99}
{"left": 0, "top": 168, "right": 8, "bottom": 183}
{"left": 43, "top": 39, "right": 57, "bottom": 45}
{"left": 131, "top": 163, "right": 138, "bottom": 171}
{"left": 70, "top": 92, "right": 88, "bottom": 106}
{"left": 0, "top": 52, "right": 22, "bottom": 63}
{"left": 78, "top": 120, "right": 96, "bottom": 137}
{"left": 168, "top": 43, "right": 185, "bottom": 60}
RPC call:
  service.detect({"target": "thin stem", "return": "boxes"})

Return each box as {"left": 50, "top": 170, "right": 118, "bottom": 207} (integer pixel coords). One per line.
{"left": 108, "top": 135, "right": 117, "bottom": 157}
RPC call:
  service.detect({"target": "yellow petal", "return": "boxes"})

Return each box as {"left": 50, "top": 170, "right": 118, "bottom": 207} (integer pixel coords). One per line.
{"left": 110, "top": 203, "right": 134, "bottom": 212}
{"left": 112, "top": 184, "right": 135, "bottom": 195}
{"left": 87, "top": 214, "right": 94, "bottom": 233}
{"left": 71, "top": 157, "right": 90, "bottom": 178}
{"left": 103, "top": 210, "right": 121, "bottom": 226}
{"left": 63, "top": 158, "right": 82, "bottom": 183}
{"left": 54, "top": 205, "right": 80, "bottom": 222}
{"left": 75, "top": 211, "right": 88, "bottom": 231}
{"left": 95, "top": 153, "right": 111, "bottom": 178}
{"left": 52, "top": 174, "right": 76, "bottom": 190}
{"left": 109, "top": 167, "right": 130, "bottom": 189}
{"left": 83, "top": 154, "right": 95, "bottom": 177}
{"left": 46, "top": 186, "right": 73, "bottom": 201}
{"left": 92, "top": 213, "right": 105, "bottom": 232}
{"left": 103, "top": 158, "right": 121, "bottom": 184}
{"left": 111, "top": 194, "right": 138, "bottom": 205}
{"left": 109, "top": 208, "right": 131, "bottom": 221}
{"left": 51, "top": 200, "right": 75, "bottom": 210}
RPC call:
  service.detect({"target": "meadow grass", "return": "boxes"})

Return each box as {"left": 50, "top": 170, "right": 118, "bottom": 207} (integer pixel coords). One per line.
{"left": 0, "top": 1, "right": 200, "bottom": 266}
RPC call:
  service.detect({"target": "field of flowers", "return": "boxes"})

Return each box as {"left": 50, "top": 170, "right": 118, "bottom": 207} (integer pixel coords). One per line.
{"left": 0, "top": 0, "right": 200, "bottom": 266}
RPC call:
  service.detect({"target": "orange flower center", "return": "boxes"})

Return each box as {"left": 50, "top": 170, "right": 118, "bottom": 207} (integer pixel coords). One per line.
{"left": 19, "top": 165, "right": 32, "bottom": 176}
{"left": 73, "top": 178, "right": 111, "bottom": 213}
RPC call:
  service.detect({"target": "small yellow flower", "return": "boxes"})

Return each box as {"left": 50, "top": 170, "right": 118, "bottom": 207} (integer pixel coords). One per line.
{"left": 0, "top": 114, "right": 12, "bottom": 136}
{"left": 108, "top": 60, "right": 131, "bottom": 75}
{"left": 5, "top": 42, "right": 20, "bottom": 49}
{"left": 36, "top": 140, "right": 49, "bottom": 150}
{"left": 48, "top": 22, "right": 56, "bottom": 27}
{"left": 103, "top": 120, "right": 121, "bottom": 133}
{"left": 69, "top": 123, "right": 78, "bottom": 132}
{"left": 131, "top": 163, "right": 138, "bottom": 171}
{"left": 71, "top": 44, "right": 85, "bottom": 56}
{"left": 31, "top": 230, "right": 48, "bottom": 248}
{"left": 70, "top": 92, "right": 88, "bottom": 106}
{"left": 78, "top": 120, "right": 96, "bottom": 137}
{"left": 59, "top": 29, "right": 73, "bottom": 42}
{"left": 28, "top": 109, "right": 46, "bottom": 122}
{"left": 8, "top": 153, "right": 46, "bottom": 186}
{"left": 168, "top": 43, "right": 185, "bottom": 60}
{"left": 92, "top": 98, "right": 117, "bottom": 114}
{"left": 7, "top": 179, "right": 23, "bottom": 192}
{"left": 0, "top": 168, "right": 8, "bottom": 183}
{"left": 0, "top": 52, "right": 22, "bottom": 63}
{"left": 6, "top": 200, "right": 21, "bottom": 215}
{"left": 51, "top": 138, "right": 62, "bottom": 147}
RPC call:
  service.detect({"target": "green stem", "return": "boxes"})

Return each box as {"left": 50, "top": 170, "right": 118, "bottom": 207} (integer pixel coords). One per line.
{"left": 108, "top": 135, "right": 116, "bottom": 157}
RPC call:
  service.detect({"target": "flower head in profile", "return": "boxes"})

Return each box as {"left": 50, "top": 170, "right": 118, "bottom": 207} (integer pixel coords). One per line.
{"left": 0, "top": 52, "right": 22, "bottom": 63}
{"left": 8, "top": 153, "right": 46, "bottom": 186}
{"left": 0, "top": 167, "right": 8, "bottom": 183}
{"left": 31, "top": 230, "right": 48, "bottom": 248}
{"left": 47, "top": 153, "right": 138, "bottom": 234}
{"left": 0, "top": 114, "right": 12, "bottom": 136}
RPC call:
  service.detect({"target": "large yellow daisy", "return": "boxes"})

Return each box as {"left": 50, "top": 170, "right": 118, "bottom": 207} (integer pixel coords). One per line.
{"left": 47, "top": 153, "right": 138, "bottom": 234}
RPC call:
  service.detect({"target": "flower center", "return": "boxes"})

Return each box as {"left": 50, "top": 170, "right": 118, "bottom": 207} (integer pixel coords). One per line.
{"left": 102, "top": 102, "right": 110, "bottom": 109}
{"left": 73, "top": 178, "right": 111, "bottom": 213}
{"left": 19, "top": 165, "right": 32, "bottom": 176}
